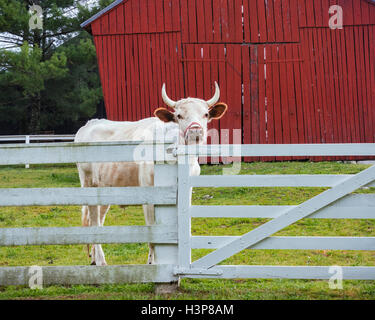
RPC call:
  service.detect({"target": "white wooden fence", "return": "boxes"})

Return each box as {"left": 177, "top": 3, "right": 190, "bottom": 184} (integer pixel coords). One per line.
{"left": 176, "top": 144, "right": 375, "bottom": 280}
{"left": 0, "top": 135, "right": 75, "bottom": 169}
{"left": 0, "top": 141, "right": 179, "bottom": 285}
{"left": 0, "top": 134, "right": 75, "bottom": 143}
{"left": 0, "top": 142, "right": 374, "bottom": 286}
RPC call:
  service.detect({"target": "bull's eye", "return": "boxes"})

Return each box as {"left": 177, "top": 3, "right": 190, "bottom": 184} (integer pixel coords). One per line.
{"left": 177, "top": 114, "right": 183, "bottom": 119}
{"left": 204, "top": 113, "right": 209, "bottom": 118}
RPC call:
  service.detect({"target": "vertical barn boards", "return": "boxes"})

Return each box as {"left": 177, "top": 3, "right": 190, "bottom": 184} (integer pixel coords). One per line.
{"left": 179, "top": 0, "right": 375, "bottom": 161}
{"left": 298, "top": 0, "right": 375, "bottom": 161}
{"left": 88, "top": 0, "right": 184, "bottom": 121}
{"left": 82, "top": 0, "right": 375, "bottom": 161}
{"left": 180, "top": 0, "right": 302, "bottom": 162}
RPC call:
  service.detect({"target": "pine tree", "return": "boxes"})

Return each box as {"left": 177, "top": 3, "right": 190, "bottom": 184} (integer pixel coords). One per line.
{"left": 0, "top": 0, "right": 111, "bottom": 134}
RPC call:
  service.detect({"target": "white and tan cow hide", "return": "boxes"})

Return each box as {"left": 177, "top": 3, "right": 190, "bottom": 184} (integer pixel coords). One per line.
{"left": 75, "top": 82, "right": 227, "bottom": 266}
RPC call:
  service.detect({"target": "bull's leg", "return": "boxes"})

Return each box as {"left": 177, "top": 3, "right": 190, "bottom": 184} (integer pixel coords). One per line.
{"left": 81, "top": 206, "right": 91, "bottom": 258}
{"left": 78, "top": 167, "right": 94, "bottom": 260}
{"left": 88, "top": 205, "right": 107, "bottom": 266}
{"left": 99, "top": 205, "right": 110, "bottom": 226}
{"left": 143, "top": 204, "right": 155, "bottom": 264}
{"left": 82, "top": 205, "right": 89, "bottom": 226}
{"left": 88, "top": 205, "right": 110, "bottom": 264}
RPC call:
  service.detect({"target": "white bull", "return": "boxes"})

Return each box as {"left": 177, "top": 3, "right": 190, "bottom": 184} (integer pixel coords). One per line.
{"left": 74, "top": 83, "right": 227, "bottom": 266}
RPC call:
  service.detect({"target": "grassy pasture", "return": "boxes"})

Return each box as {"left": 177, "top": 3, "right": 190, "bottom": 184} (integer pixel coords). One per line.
{"left": 0, "top": 161, "right": 374, "bottom": 300}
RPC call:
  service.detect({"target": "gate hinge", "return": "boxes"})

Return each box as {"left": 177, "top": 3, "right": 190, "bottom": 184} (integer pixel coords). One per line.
{"left": 173, "top": 267, "right": 223, "bottom": 276}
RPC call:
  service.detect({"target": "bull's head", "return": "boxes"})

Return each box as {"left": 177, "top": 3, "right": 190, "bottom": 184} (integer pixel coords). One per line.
{"left": 154, "top": 82, "right": 227, "bottom": 145}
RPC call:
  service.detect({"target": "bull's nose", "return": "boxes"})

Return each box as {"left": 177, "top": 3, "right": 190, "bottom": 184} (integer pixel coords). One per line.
{"left": 185, "top": 124, "right": 204, "bottom": 144}
{"left": 186, "top": 131, "right": 204, "bottom": 144}
{"left": 189, "top": 124, "right": 201, "bottom": 130}
{"left": 187, "top": 127, "right": 203, "bottom": 135}
{"left": 184, "top": 122, "right": 203, "bottom": 137}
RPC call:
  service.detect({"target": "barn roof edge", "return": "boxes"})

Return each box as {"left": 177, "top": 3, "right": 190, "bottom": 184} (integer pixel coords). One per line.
{"left": 80, "top": 0, "right": 124, "bottom": 31}
{"left": 81, "top": 0, "right": 375, "bottom": 32}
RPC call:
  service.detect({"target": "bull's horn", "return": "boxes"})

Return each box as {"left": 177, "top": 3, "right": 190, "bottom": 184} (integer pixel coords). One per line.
{"left": 206, "top": 81, "right": 220, "bottom": 106}
{"left": 162, "top": 83, "right": 177, "bottom": 108}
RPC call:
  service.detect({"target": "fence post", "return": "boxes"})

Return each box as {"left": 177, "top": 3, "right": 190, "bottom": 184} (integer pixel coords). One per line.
{"left": 25, "top": 135, "right": 30, "bottom": 169}
{"left": 153, "top": 162, "right": 179, "bottom": 294}
{"left": 177, "top": 154, "right": 192, "bottom": 269}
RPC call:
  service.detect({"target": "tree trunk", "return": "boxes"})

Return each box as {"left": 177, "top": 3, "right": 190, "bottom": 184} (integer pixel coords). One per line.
{"left": 29, "top": 93, "right": 41, "bottom": 134}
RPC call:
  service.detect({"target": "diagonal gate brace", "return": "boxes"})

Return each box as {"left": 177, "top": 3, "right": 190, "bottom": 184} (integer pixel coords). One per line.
{"left": 192, "top": 165, "right": 375, "bottom": 269}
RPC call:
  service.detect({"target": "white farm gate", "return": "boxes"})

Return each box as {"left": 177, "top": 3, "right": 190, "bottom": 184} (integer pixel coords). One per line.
{"left": 0, "top": 142, "right": 374, "bottom": 286}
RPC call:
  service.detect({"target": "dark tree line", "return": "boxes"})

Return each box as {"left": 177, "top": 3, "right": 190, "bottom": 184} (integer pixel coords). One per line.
{"left": 0, "top": 0, "right": 112, "bottom": 134}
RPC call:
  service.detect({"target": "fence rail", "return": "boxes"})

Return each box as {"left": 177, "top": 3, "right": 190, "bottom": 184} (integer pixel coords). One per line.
{"left": 178, "top": 143, "right": 375, "bottom": 157}
{"left": 0, "top": 134, "right": 75, "bottom": 143}
{"left": 191, "top": 236, "right": 375, "bottom": 251}
{"left": 0, "top": 142, "right": 374, "bottom": 286}
{"left": 0, "top": 265, "right": 177, "bottom": 286}
{"left": 190, "top": 174, "right": 375, "bottom": 187}
{"left": 0, "top": 134, "right": 75, "bottom": 168}
{"left": 177, "top": 266, "right": 375, "bottom": 280}
{"left": 0, "top": 186, "right": 176, "bottom": 206}
{"left": 0, "top": 225, "right": 177, "bottom": 246}
{"left": 190, "top": 193, "right": 375, "bottom": 219}
{"left": 0, "top": 141, "right": 175, "bottom": 165}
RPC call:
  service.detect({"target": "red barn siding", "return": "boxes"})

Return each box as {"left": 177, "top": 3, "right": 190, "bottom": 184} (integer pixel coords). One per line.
{"left": 84, "top": 0, "right": 375, "bottom": 161}
{"left": 95, "top": 32, "right": 183, "bottom": 121}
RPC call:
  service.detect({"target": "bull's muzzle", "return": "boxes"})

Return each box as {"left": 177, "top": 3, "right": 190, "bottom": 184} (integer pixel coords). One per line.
{"left": 184, "top": 122, "right": 204, "bottom": 144}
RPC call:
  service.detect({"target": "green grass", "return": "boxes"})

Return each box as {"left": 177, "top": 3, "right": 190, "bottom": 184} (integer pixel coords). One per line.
{"left": 0, "top": 161, "right": 374, "bottom": 300}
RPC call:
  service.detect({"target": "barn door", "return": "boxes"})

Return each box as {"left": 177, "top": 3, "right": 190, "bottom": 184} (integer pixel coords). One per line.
{"left": 181, "top": 43, "right": 306, "bottom": 161}
{"left": 242, "top": 43, "right": 305, "bottom": 162}
{"left": 181, "top": 44, "right": 242, "bottom": 153}
{"left": 260, "top": 43, "right": 306, "bottom": 161}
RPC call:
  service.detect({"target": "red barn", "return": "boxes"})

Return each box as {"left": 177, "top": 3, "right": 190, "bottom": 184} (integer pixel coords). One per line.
{"left": 82, "top": 0, "right": 375, "bottom": 161}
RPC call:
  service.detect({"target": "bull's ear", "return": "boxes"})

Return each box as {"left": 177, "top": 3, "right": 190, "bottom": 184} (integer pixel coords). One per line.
{"left": 154, "top": 108, "right": 176, "bottom": 122}
{"left": 208, "top": 102, "right": 228, "bottom": 121}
